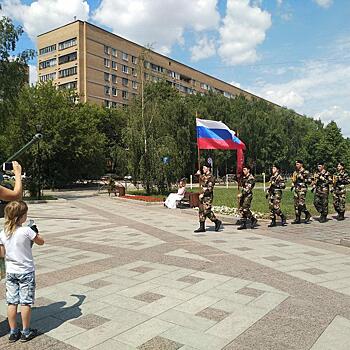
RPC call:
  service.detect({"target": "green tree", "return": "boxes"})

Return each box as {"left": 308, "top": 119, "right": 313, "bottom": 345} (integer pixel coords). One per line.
{"left": 6, "top": 83, "right": 106, "bottom": 192}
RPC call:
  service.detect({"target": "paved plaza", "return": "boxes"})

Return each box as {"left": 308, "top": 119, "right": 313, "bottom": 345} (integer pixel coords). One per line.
{"left": 1, "top": 190, "right": 350, "bottom": 349}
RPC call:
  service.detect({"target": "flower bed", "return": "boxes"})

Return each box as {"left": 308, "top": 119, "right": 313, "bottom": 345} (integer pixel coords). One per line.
{"left": 212, "top": 205, "right": 264, "bottom": 219}
{"left": 122, "top": 194, "right": 163, "bottom": 202}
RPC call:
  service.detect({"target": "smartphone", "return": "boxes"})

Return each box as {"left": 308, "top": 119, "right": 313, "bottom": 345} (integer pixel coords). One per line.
{"left": 2, "top": 162, "right": 13, "bottom": 171}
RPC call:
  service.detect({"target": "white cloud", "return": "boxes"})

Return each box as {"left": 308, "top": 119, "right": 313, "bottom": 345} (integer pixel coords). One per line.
{"left": 313, "top": 0, "right": 333, "bottom": 8}
{"left": 29, "top": 64, "right": 37, "bottom": 86}
{"left": 190, "top": 36, "right": 216, "bottom": 62}
{"left": 247, "top": 60, "right": 350, "bottom": 137}
{"left": 316, "top": 106, "right": 350, "bottom": 138}
{"left": 92, "top": 0, "right": 220, "bottom": 55}
{"left": 218, "top": 0, "right": 272, "bottom": 65}
{"left": 2, "top": 0, "right": 89, "bottom": 39}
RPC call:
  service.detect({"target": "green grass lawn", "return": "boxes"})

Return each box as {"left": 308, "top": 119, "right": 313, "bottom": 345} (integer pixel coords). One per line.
{"left": 126, "top": 187, "right": 349, "bottom": 219}
{"left": 212, "top": 187, "right": 350, "bottom": 218}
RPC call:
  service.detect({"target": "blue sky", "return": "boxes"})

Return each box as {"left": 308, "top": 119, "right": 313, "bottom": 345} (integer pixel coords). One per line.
{"left": 2, "top": 0, "right": 350, "bottom": 136}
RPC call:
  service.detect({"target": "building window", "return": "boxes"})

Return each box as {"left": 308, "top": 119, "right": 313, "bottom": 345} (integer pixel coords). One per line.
{"left": 39, "top": 72, "right": 56, "bottom": 82}
{"left": 39, "top": 58, "right": 57, "bottom": 70}
{"left": 104, "top": 100, "right": 111, "bottom": 108}
{"left": 112, "top": 101, "right": 117, "bottom": 108}
{"left": 104, "top": 72, "right": 110, "bottom": 82}
{"left": 112, "top": 48, "right": 117, "bottom": 57}
{"left": 132, "top": 68, "right": 137, "bottom": 77}
{"left": 112, "top": 61, "right": 117, "bottom": 70}
{"left": 58, "top": 81, "right": 77, "bottom": 90}
{"left": 112, "top": 87, "right": 117, "bottom": 96}
{"left": 169, "top": 71, "right": 180, "bottom": 80}
{"left": 111, "top": 74, "right": 117, "bottom": 84}
{"left": 151, "top": 63, "right": 163, "bottom": 73}
{"left": 132, "top": 81, "right": 138, "bottom": 89}
{"left": 122, "top": 65, "right": 129, "bottom": 74}
{"left": 122, "top": 52, "right": 128, "bottom": 61}
{"left": 104, "top": 86, "right": 110, "bottom": 95}
{"left": 58, "top": 66, "right": 77, "bottom": 78}
{"left": 131, "top": 56, "right": 137, "bottom": 64}
{"left": 58, "top": 38, "right": 77, "bottom": 51}
{"left": 58, "top": 52, "right": 77, "bottom": 65}
{"left": 122, "top": 90, "right": 128, "bottom": 100}
{"left": 104, "top": 45, "right": 110, "bottom": 55}
{"left": 39, "top": 44, "right": 56, "bottom": 55}
{"left": 122, "top": 78, "right": 128, "bottom": 87}
{"left": 200, "top": 82, "right": 210, "bottom": 90}
{"left": 104, "top": 58, "right": 110, "bottom": 68}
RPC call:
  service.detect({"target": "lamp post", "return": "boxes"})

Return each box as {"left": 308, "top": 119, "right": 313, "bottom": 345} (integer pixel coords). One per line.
{"left": 36, "top": 124, "right": 42, "bottom": 199}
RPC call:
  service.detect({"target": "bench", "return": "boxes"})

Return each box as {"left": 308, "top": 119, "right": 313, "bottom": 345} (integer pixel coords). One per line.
{"left": 108, "top": 185, "right": 125, "bottom": 197}
{"left": 177, "top": 192, "right": 200, "bottom": 208}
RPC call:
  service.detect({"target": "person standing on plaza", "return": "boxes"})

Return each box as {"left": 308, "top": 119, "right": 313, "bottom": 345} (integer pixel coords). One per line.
{"left": 266, "top": 165, "right": 287, "bottom": 227}
{"left": 194, "top": 164, "right": 221, "bottom": 233}
{"left": 0, "top": 201, "right": 45, "bottom": 343}
{"left": 237, "top": 165, "right": 258, "bottom": 230}
{"left": 312, "top": 162, "right": 333, "bottom": 223}
{"left": 332, "top": 162, "right": 350, "bottom": 221}
{"left": 291, "top": 160, "right": 312, "bottom": 224}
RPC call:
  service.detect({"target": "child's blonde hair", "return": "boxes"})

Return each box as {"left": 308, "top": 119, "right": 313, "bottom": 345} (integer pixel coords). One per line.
{"left": 4, "top": 201, "right": 28, "bottom": 238}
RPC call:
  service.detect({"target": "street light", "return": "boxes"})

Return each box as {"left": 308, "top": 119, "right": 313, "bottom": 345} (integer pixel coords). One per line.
{"left": 36, "top": 124, "right": 42, "bottom": 199}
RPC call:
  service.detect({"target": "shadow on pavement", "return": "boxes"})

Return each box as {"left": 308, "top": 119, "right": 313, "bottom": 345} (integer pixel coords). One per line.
{"left": 0, "top": 294, "right": 86, "bottom": 337}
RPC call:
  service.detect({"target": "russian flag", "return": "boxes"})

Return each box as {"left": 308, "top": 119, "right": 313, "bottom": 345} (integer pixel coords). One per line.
{"left": 196, "top": 118, "right": 245, "bottom": 150}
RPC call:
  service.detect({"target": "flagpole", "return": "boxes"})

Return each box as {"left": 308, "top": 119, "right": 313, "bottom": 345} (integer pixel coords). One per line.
{"left": 196, "top": 111, "right": 200, "bottom": 171}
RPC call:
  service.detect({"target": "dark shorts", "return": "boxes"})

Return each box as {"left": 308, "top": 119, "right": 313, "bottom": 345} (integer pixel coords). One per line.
{"left": 6, "top": 271, "right": 36, "bottom": 305}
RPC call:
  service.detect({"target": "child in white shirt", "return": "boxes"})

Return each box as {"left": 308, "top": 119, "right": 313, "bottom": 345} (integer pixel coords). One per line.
{"left": 0, "top": 200, "right": 44, "bottom": 343}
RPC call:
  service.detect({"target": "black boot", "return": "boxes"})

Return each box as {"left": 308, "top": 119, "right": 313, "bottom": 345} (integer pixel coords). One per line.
{"left": 194, "top": 222, "right": 205, "bottom": 233}
{"left": 214, "top": 219, "right": 222, "bottom": 232}
{"left": 304, "top": 211, "right": 311, "bottom": 223}
{"left": 268, "top": 218, "right": 276, "bottom": 228}
{"left": 280, "top": 214, "right": 287, "bottom": 226}
{"left": 292, "top": 214, "right": 301, "bottom": 224}
{"left": 338, "top": 212, "right": 345, "bottom": 221}
{"left": 319, "top": 214, "right": 327, "bottom": 223}
{"left": 250, "top": 217, "right": 258, "bottom": 229}
{"left": 237, "top": 220, "right": 247, "bottom": 230}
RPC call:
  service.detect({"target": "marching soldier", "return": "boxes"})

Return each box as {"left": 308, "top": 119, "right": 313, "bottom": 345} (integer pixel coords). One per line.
{"left": 266, "top": 165, "right": 287, "bottom": 227}
{"left": 291, "top": 160, "right": 312, "bottom": 224}
{"left": 237, "top": 165, "right": 258, "bottom": 230}
{"left": 194, "top": 164, "right": 222, "bottom": 233}
{"left": 312, "top": 162, "right": 333, "bottom": 223}
{"left": 332, "top": 162, "right": 350, "bottom": 221}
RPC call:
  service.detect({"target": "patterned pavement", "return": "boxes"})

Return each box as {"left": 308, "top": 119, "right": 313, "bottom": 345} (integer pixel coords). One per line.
{"left": 0, "top": 190, "right": 350, "bottom": 349}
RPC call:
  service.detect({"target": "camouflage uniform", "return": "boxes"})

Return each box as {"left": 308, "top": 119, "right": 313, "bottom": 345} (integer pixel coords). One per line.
{"left": 267, "top": 173, "right": 286, "bottom": 220}
{"left": 292, "top": 168, "right": 312, "bottom": 219}
{"left": 332, "top": 170, "right": 350, "bottom": 216}
{"left": 312, "top": 170, "right": 332, "bottom": 217}
{"left": 239, "top": 174, "right": 255, "bottom": 221}
{"left": 198, "top": 174, "right": 217, "bottom": 223}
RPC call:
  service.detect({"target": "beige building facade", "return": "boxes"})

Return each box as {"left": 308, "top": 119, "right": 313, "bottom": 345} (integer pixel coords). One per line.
{"left": 37, "top": 20, "right": 265, "bottom": 107}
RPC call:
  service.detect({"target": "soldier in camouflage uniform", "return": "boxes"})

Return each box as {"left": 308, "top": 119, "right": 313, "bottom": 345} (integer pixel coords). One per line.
{"left": 332, "top": 162, "right": 350, "bottom": 221}
{"left": 237, "top": 165, "right": 258, "bottom": 230}
{"left": 312, "top": 162, "right": 333, "bottom": 223}
{"left": 266, "top": 165, "right": 287, "bottom": 227}
{"left": 291, "top": 160, "right": 312, "bottom": 224}
{"left": 194, "top": 164, "right": 222, "bottom": 233}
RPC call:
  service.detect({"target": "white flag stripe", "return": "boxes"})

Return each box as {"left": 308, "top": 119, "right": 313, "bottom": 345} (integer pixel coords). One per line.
{"left": 196, "top": 118, "right": 236, "bottom": 135}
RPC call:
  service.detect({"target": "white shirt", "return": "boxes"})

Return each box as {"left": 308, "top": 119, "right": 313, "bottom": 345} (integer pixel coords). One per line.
{"left": 0, "top": 226, "right": 37, "bottom": 274}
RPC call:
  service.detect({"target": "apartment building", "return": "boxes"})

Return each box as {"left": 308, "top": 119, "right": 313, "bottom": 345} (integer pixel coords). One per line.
{"left": 37, "top": 20, "right": 264, "bottom": 108}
